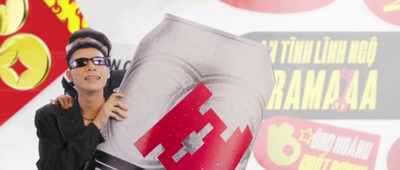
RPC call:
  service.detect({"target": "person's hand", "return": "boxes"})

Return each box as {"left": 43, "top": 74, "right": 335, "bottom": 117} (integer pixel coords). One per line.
{"left": 50, "top": 94, "right": 73, "bottom": 109}
{"left": 92, "top": 93, "right": 129, "bottom": 130}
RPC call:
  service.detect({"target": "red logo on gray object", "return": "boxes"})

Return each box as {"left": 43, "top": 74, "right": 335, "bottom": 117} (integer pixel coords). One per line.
{"left": 134, "top": 82, "right": 253, "bottom": 169}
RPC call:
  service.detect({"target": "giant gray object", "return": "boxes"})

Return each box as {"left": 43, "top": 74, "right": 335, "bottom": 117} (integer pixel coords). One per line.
{"left": 95, "top": 13, "right": 275, "bottom": 170}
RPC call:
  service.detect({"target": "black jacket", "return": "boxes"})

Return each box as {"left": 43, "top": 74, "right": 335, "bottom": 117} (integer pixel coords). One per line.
{"left": 35, "top": 96, "right": 105, "bottom": 170}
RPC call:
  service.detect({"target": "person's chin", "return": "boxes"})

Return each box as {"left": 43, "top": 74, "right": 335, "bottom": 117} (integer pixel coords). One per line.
{"left": 82, "top": 85, "right": 105, "bottom": 93}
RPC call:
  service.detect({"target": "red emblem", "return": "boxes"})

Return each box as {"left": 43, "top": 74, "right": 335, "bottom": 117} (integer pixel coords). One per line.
{"left": 135, "top": 82, "right": 253, "bottom": 169}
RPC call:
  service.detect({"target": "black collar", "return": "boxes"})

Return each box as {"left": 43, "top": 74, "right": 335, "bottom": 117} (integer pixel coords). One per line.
{"left": 57, "top": 94, "right": 109, "bottom": 141}
{"left": 56, "top": 95, "right": 84, "bottom": 141}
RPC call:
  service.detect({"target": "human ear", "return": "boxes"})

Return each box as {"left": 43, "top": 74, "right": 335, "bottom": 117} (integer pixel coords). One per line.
{"left": 66, "top": 70, "right": 74, "bottom": 83}
{"left": 106, "top": 67, "right": 110, "bottom": 79}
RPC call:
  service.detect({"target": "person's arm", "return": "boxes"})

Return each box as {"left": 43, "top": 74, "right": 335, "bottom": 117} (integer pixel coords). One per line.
{"left": 50, "top": 94, "right": 73, "bottom": 109}
{"left": 35, "top": 106, "right": 104, "bottom": 170}
{"left": 50, "top": 77, "right": 75, "bottom": 109}
{"left": 92, "top": 93, "right": 129, "bottom": 129}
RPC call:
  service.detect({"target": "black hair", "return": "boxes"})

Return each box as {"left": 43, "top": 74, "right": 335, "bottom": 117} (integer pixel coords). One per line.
{"left": 66, "top": 41, "right": 107, "bottom": 65}
{"left": 68, "top": 28, "right": 112, "bottom": 55}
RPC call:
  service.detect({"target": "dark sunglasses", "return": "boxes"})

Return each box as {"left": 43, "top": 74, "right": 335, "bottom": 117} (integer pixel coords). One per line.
{"left": 69, "top": 56, "right": 110, "bottom": 69}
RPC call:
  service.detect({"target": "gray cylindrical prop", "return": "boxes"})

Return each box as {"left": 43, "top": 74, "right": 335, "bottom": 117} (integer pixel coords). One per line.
{"left": 95, "top": 13, "right": 275, "bottom": 170}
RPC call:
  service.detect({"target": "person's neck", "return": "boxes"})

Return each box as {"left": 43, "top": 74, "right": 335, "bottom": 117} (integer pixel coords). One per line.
{"left": 78, "top": 91, "right": 105, "bottom": 118}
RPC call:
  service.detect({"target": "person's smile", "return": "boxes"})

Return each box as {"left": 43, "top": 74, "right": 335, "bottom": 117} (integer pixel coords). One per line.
{"left": 84, "top": 74, "right": 102, "bottom": 82}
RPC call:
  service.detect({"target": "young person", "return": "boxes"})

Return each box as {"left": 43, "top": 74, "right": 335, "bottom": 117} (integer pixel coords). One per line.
{"left": 35, "top": 40, "right": 128, "bottom": 170}
{"left": 52, "top": 28, "right": 126, "bottom": 109}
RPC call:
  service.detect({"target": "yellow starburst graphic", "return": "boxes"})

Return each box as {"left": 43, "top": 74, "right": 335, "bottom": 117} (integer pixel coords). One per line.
{"left": 299, "top": 128, "right": 314, "bottom": 145}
